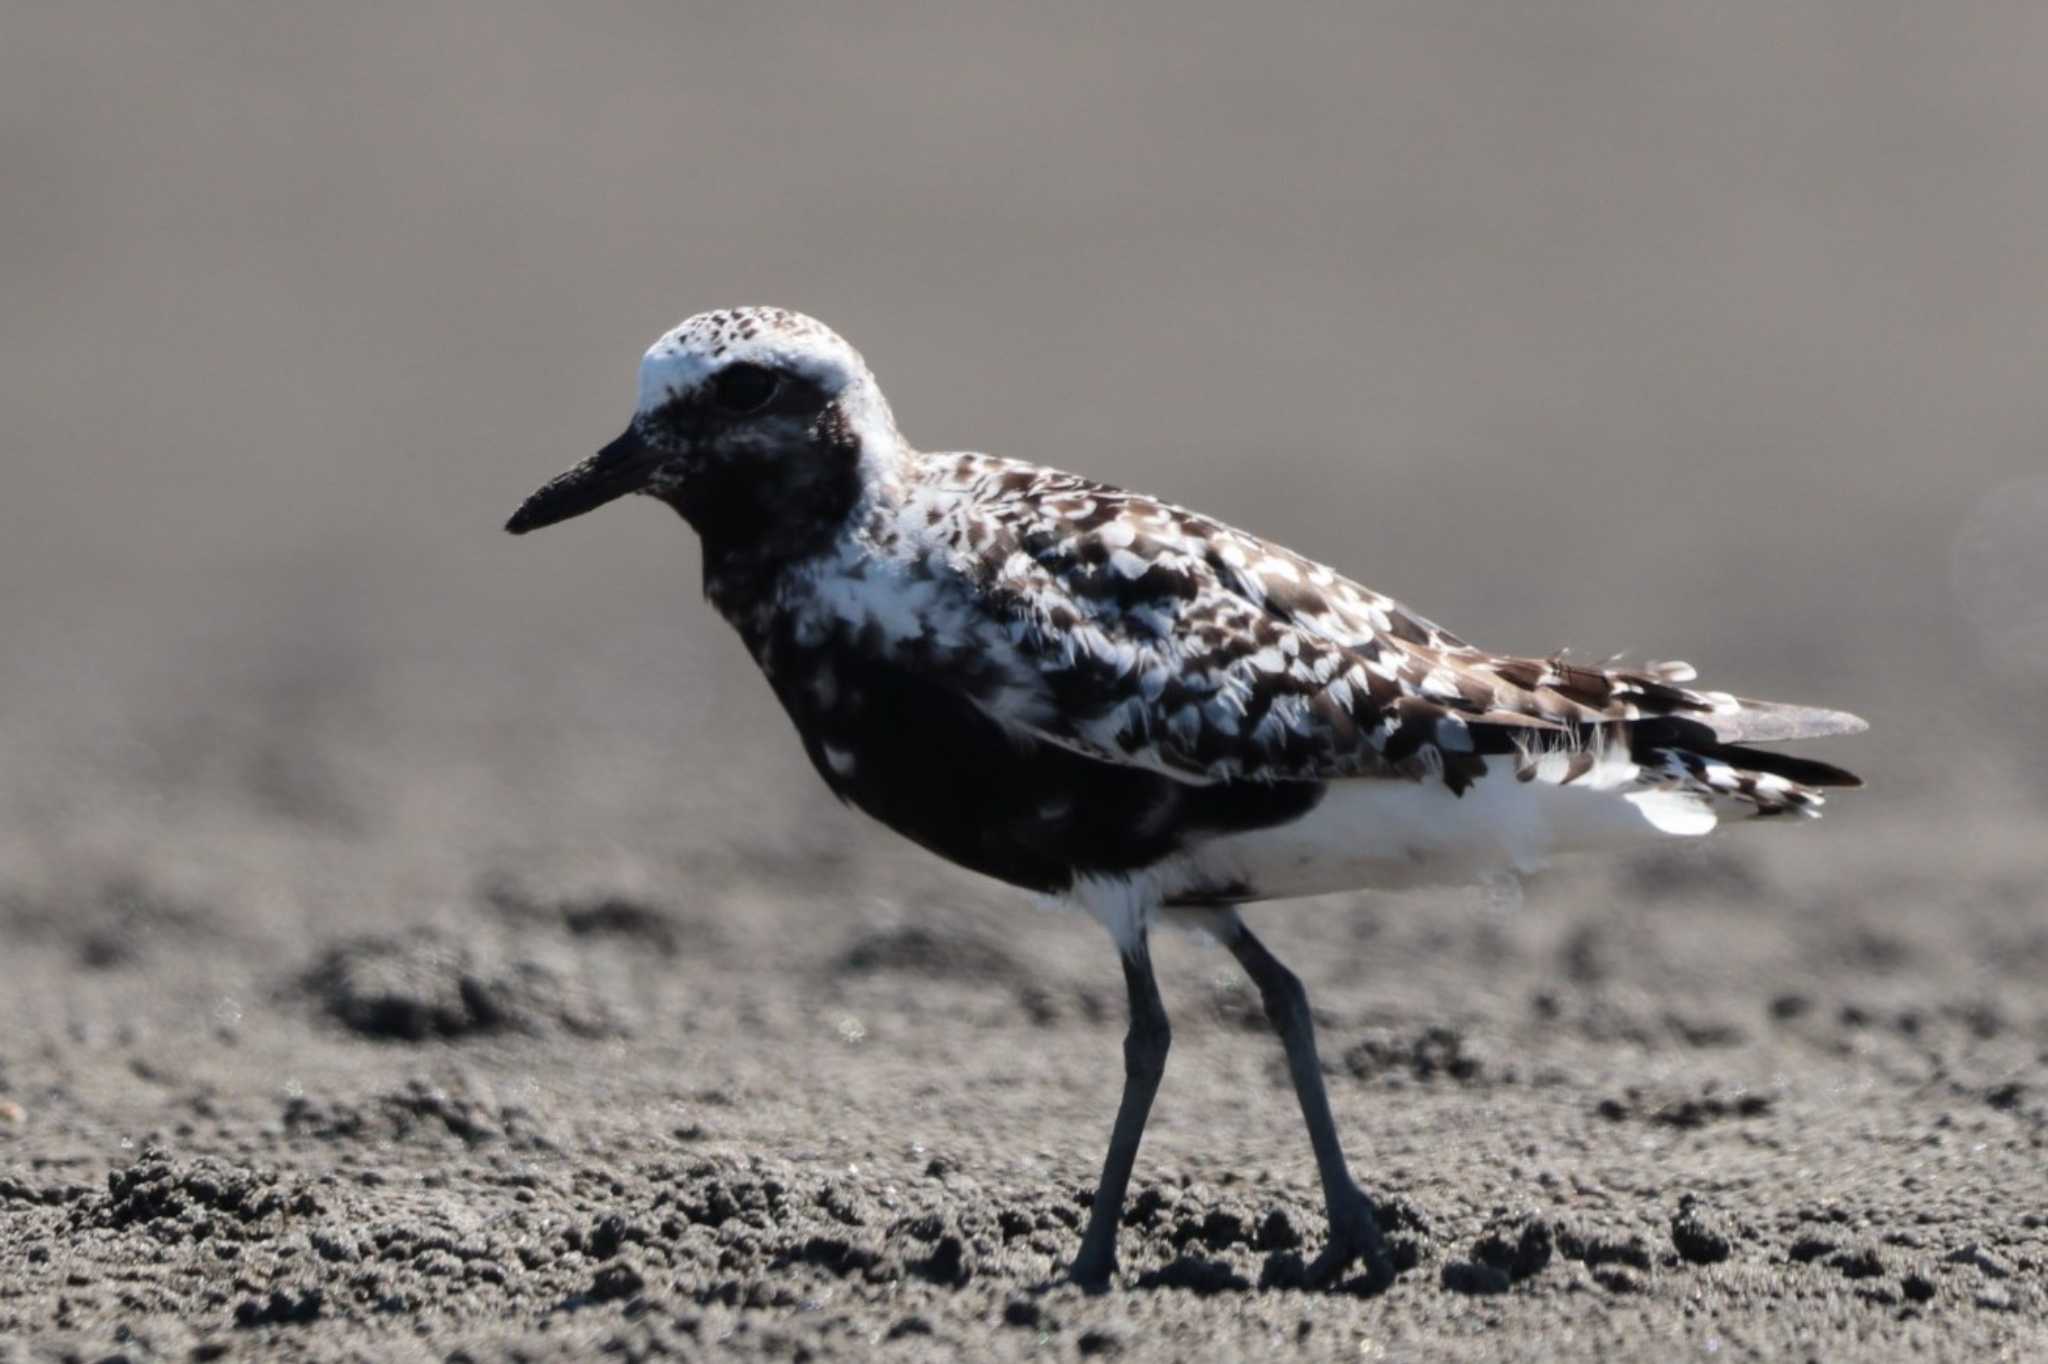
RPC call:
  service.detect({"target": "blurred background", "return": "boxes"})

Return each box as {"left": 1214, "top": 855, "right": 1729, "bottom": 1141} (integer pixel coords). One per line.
{"left": 3, "top": 3, "right": 2043, "bottom": 937}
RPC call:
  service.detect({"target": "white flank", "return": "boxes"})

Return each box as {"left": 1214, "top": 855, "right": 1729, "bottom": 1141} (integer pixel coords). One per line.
{"left": 1166, "top": 754, "right": 1712, "bottom": 906}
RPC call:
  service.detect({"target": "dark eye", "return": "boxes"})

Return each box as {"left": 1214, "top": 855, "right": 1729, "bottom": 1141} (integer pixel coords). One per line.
{"left": 710, "top": 363, "right": 781, "bottom": 413}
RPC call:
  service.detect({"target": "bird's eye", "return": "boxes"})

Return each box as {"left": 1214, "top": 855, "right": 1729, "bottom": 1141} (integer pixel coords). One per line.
{"left": 710, "top": 363, "right": 781, "bottom": 413}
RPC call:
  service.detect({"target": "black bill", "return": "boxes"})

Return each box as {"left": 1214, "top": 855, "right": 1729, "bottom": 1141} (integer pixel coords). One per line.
{"left": 505, "top": 425, "right": 665, "bottom": 534}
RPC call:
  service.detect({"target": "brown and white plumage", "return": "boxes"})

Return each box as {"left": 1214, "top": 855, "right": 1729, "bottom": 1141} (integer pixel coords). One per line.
{"left": 902, "top": 451, "right": 1862, "bottom": 814}
{"left": 507, "top": 306, "right": 1867, "bottom": 1290}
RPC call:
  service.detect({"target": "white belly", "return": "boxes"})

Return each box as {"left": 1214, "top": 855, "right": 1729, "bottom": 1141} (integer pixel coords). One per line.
{"left": 1161, "top": 768, "right": 1713, "bottom": 904}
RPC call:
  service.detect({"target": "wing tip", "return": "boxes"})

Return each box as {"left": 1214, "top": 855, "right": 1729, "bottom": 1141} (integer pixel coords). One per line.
{"left": 1712, "top": 702, "right": 1869, "bottom": 744}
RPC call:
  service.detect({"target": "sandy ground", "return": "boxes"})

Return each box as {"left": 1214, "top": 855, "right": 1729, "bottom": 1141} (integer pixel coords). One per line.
{"left": 4, "top": 796, "right": 2045, "bottom": 1362}
{"left": 7, "top": 4, "right": 2048, "bottom": 1360}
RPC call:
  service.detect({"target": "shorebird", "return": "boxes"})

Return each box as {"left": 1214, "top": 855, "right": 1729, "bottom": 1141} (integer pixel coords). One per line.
{"left": 507, "top": 307, "right": 1865, "bottom": 1290}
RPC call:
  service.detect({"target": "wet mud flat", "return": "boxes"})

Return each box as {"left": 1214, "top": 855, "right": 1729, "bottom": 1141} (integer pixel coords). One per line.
{"left": 3, "top": 823, "right": 2046, "bottom": 1363}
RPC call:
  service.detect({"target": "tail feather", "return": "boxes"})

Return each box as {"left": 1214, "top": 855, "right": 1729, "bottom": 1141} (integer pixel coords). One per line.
{"left": 1706, "top": 740, "right": 1861, "bottom": 789}
{"left": 1468, "top": 648, "right": 1865, "bottom": 828}
{"left": 1507, "top": 708, "right": 1864, "bottom": 830}
{"left": 1629, "top": 715, "right": 1861, "bottom": 821}
{"left": 1634, "top": 715, "right": 1862, "bottom": 788}
{"left": 1476, "top": 653, "right": 1868, "bottom": 746}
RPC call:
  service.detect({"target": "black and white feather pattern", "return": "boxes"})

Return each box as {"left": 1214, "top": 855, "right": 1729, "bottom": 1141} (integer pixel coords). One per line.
{"left": 859, "top": 453, "right": 1862, "bottom": 818}
{"left": 522, "top": 307, "right": 1865, "bottom": 931}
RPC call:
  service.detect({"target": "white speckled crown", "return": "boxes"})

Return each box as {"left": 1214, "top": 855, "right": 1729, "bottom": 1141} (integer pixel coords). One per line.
{"left": 635, "top": 306, "right": 901, "bottom": 450}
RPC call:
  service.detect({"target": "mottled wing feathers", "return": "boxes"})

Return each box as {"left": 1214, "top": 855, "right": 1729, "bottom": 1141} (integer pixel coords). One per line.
{"left": 907, "top": 454, "right": 1861, "bottom": 815}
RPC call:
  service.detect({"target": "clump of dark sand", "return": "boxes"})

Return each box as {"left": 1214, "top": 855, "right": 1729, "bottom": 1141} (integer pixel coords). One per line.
{"left": 296, "top": 929, "right": 623, "bottom": 1041}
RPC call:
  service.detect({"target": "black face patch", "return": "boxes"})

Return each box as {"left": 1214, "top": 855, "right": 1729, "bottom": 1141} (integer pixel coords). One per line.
{"left": 639, "top": 374, "right": 864, "bottom": 598}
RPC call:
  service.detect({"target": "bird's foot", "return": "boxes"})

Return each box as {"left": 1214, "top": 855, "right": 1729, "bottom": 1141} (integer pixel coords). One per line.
{"left": 1306, "top": 1191, "right": 1393, "bottom": 1292}
{"left": 1066, "top": 1242, "right": 1116, "bottom": 1294}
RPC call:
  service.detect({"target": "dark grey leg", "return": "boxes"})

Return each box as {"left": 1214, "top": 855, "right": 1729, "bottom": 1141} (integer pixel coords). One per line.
{"left": 1221, "top": 914, "right": 1390, "bottom": 1288}
{"left": 1068, "top": 933, "right": 1171, "bottom": 1291}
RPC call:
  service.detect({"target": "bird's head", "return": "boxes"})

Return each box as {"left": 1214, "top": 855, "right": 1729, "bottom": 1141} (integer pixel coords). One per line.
{"left": 506, "top": 307, "right": 899, "bottom": 540}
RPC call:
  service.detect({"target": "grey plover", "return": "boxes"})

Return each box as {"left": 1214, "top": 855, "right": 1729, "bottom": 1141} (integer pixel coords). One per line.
{"left": 507, "top": 307, "right": 1865, "bottom": 1290}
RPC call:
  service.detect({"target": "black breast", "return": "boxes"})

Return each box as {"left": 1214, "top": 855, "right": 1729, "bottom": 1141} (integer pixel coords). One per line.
{"left": 759, "top": 638, "right": 1324, "bottom": 897}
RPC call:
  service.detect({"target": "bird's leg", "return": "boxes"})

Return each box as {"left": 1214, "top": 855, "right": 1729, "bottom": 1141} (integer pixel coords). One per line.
{"left": 1068, "top": 932, "right": 1171, "bottom": 1291}
{"left": 1220, "top": 914, "right": 1391, "bottom": 1289}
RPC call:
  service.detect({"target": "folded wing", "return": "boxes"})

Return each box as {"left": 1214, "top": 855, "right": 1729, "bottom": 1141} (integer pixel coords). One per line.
{"left": 922, "top": 457, "right": 1862, "bottom": 814}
